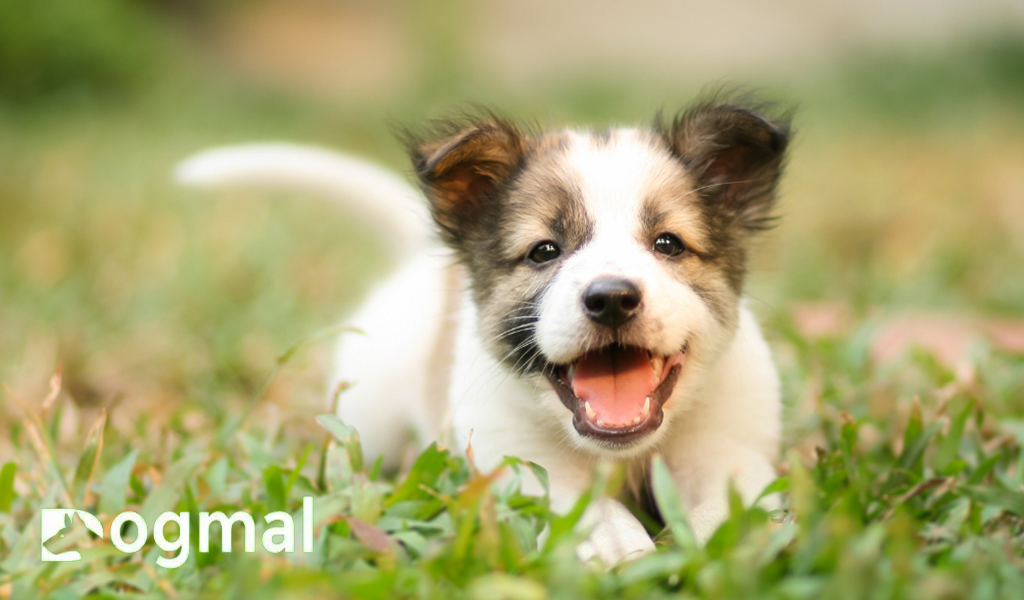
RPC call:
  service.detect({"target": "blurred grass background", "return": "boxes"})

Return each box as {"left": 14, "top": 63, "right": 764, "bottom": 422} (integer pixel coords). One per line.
{"left": 2, "top": 0, "right": 1024, "bottom": 454}
{"left": 1, "top": 0, "right": 1023, "bottom": 450}
{"left": 1, "top": 0, "right": 1024, "bottom": 597}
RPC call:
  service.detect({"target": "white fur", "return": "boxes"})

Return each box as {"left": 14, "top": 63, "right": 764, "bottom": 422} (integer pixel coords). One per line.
{"left": 534, "top": 132, "right": 725, "bottom": 458}
{"left": 176, "top": 138, "right": 782, "bottom": 565}
{"left": 329, "top": 252, "right": 452, "bottom": 468}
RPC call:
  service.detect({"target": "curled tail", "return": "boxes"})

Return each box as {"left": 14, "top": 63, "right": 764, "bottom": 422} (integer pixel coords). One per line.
{"left": 174, "top": 143, "right": 436, "bottom": 260}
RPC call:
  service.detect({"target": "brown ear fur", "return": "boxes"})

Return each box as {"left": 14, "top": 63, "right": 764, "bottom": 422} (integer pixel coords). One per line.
{"left": 658, "top": 100, "right": 791, "bottom": 232}
{"left": 408, "top": 117, "right": 525, "bottom": 247}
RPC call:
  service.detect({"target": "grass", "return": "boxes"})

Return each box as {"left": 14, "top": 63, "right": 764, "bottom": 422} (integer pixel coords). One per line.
{"left": 2, "top": 323, "right": 1023, "bottom": 599}
{"left": 1, "top": 9, "right": 1024, "bottom": 599}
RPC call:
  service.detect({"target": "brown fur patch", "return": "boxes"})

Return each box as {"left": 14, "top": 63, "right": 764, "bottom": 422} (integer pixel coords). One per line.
{"left": 408, "top": 116, "right": 527, "bottom": 248}
{"left": 653, "top": 98, "right": 791, "bottom": 294}
{"left": 473, "top": 136, "right": 595, "bottom": 373}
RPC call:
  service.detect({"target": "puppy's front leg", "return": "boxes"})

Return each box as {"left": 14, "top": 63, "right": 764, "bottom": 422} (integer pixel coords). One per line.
{"left": 534, "top": 476, "right": 654, "bottom": 566}
{"left": 667, "top": 441, "right": 778, "bottom": 543}
{"left": 572, "top": 496, "right": 655, "bottom": 565}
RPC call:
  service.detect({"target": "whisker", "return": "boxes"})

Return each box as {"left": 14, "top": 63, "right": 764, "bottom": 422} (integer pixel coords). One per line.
{"left": 499, "top": 335, "right": 540, "bottom": 369}
{"left": 493, "top": 323, "right": 538, "bottom": 342}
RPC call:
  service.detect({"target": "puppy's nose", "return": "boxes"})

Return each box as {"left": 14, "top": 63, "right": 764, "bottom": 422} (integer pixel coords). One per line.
{"left": 582, "top": 277, "right": 641, "bottom": 329}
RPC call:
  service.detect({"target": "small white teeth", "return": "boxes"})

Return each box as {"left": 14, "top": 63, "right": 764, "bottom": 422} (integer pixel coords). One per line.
{"left": 566, "top": 364, "right": 576, "bottom": 381}
{"left": 650, "top": 355, "right": 665, "bottom": 381}
{"left": 587, "top": 398, "right": 652, "bottom": 429}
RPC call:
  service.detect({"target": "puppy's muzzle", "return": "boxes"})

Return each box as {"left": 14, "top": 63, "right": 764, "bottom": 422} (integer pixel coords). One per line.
{"left": 582, "top": 277, "right": 641, "bottom": 329}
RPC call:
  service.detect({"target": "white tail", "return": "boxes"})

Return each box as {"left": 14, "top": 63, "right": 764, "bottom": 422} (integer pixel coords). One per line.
{"left": 174, "top": 143, "right": 436, "bottom": 260}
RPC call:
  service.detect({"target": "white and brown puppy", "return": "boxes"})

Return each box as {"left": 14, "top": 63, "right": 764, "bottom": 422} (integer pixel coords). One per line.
{"left": 176, "top": 98, "right": 790, "bottom": 564}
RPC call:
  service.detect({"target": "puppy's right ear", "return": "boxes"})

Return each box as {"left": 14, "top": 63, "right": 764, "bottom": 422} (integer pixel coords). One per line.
{"left": 408, "top": 117, "right": 525, "bottom": 246}
{"left": 658, "top": 100, "right": 790, "bottom": 233}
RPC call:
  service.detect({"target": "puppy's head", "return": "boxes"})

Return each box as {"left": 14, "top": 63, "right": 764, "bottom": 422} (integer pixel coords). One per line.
{"left": 409, "top": 100, "right": 790, "bottom": 455}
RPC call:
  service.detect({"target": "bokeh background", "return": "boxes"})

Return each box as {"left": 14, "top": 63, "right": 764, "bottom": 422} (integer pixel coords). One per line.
{"left": 2, "top": 0, "right": 1024, "bottom": 455}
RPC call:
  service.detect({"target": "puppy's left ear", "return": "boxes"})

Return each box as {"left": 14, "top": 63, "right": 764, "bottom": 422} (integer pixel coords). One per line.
{"left": 409, "top": 117, "right": 525, "bottom": 247}
{"left": 660, "top": 102, "right": 790, "bottom": 231}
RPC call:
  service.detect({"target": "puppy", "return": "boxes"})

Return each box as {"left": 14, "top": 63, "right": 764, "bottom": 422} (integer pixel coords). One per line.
{"left": 176, "top": 97, "right": 790, "bottom": 564}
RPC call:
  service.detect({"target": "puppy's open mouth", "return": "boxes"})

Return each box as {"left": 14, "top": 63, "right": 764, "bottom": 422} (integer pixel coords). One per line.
{"left": 545, "top": 344, "right": 685, "bottom": 445}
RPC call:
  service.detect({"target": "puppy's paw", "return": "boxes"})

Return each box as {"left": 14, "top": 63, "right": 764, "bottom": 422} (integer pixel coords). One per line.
{"left": 688, "top": 482, "right": 782, "bottom": 543}
{"left": 575, "top": 530, "right": 655, "bottom": 566}
{"left": 687, "top": 499, "right": 729, "bottom": 544}
{"left": 575, "top": 498, "right": 655, "bottom": 566}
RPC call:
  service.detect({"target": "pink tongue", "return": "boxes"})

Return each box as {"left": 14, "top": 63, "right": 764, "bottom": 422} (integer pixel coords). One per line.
{"left": 571, "top": 346, "right": 655, "bottom": 425}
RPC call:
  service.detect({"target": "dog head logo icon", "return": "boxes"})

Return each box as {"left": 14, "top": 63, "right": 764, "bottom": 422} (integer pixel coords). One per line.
{"left": 41, "top": 509, "right": 104, "bottom": 562}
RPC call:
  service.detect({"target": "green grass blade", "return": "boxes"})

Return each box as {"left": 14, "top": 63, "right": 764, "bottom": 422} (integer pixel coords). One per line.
{"left": 651, "top": 454, "right": 697, "bottom": 551}
{"left": 386, "top": 443, "right": 448, "bottom": 506}
{"left": 284, "top": 443, "right": 313, "bottom": 499}
{"left": 935, "top": 401, "right": 974, "bottom": 474}
{"left": 0, "top": 462, "right": 15, "bottom": 513}
{"left": 72, "top": 410, "right": 106, "bottom": 507}
{"left": 139, "top": 453, "right": 204, "bottom": 524}
{"left": 98, "top": 449, "right": 138, "bottom": 517}
{"left": 264, "top": 465, "right": 286, "bottom": 513}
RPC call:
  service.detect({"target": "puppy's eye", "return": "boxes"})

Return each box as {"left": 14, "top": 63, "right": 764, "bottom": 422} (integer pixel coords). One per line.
{"left": 653, "top": 233, "right": 685, "bottom": 257}
{"left": 528, "top": 241, "right": 561, "bottom": 264}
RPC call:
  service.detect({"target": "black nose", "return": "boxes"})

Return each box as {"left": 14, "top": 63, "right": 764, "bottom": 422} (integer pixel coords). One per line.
{"left": 582, "top": 277, "right": 641, "bottom": 329}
